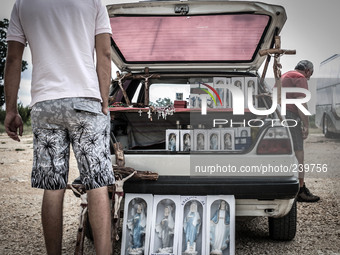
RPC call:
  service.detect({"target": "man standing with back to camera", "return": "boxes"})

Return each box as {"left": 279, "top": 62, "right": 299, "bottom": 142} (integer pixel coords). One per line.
{"left": 4, "top": 0, "right": 115, "bottom": 254}
{"left": 282, "top": 60, "right": 320, "bottom": 203}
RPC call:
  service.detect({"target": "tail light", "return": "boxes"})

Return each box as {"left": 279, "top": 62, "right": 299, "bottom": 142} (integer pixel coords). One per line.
{"left": 257, "top": 127, "right": 292, "bottom": 154}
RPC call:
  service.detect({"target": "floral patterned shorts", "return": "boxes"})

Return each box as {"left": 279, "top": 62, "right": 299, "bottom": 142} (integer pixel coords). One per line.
{"left": 30, "top": 98, "right": 115, "bottom": 190}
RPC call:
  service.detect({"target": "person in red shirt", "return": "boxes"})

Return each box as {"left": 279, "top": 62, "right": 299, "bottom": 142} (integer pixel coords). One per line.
{"left": 282, "top": 60, "right": 320, "bottom": 202}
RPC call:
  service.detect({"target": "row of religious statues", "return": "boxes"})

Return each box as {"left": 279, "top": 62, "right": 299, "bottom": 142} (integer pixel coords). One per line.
{"left": 125, "top": 199, "right": 230, "bottom": 255}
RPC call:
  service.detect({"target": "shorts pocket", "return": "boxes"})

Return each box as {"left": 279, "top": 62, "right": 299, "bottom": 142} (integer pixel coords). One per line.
{"left": 73, "top": 100, "right": 103, "bottom": 115}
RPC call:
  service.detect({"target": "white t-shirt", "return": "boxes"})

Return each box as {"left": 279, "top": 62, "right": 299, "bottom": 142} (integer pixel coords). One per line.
{"left": 7, "top": 0, "right": 112, "bottom": 106}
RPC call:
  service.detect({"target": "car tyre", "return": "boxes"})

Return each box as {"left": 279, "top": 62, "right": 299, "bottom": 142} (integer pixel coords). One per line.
{"left": 323, "top": 114, "right": 334, "bottom": 138}
{"left": 268, "top": 200, "right": 297, "bottom": 241}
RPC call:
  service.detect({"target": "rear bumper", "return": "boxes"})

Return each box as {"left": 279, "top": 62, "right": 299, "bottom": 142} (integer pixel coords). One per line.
{"left": 124, "top": 176, "right": 299, "bottom": 217}
{"left": 124, "top": 176, "right": 299, "bottom": 200}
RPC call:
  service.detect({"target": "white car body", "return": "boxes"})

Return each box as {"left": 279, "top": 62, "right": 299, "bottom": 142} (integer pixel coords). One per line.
{"left": 107, "top": 0, "right": 299, "bottom": 240}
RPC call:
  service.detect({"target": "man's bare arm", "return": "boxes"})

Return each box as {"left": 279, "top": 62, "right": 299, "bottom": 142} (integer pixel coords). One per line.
{"left": 298, "top": 102, "right": 309, "bottom": 139}
{"left": 4, "top": 41, "right": 25, "bottom": 142}
{"left": 95, "top": 33, "right": 111, "bottom": 115}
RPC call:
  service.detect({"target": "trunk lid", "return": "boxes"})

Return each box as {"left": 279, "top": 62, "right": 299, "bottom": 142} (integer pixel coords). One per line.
{"left": 107, "top": 1, "right": 286, "bottom": 72}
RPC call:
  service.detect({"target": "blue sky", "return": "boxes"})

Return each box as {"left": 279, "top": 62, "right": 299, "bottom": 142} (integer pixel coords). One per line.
{"left": 1, "top": 0, "right": 340, "bottom": 107}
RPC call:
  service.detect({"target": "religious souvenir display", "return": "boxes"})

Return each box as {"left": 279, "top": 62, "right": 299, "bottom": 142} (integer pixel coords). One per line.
{"left": 206, "top": 196, "right": 235, "bottom": 255}
{"left": 189, "top": 82, "right": 214, "bottom": 110}
{"left": 154, "top": 105, "right": 176, "bottom": 120}
{"left": 180, "top": 130, "right": 193, "bottom": 152}
{"left": 220, "top": 129, "right": 235, "bottom": 151}
{"left": 189, "top": 94, "right": 202, "bottom": 109}
{"left": 237, "top": 127, "right": 251, "bottom": 139}
{"left": 244, "top": 77, "right": 258, "bottom": 108}
{"left": 213, "top": 77, "right": 231, "bottom": 108}
{"left": 208, "top": 129, "right": 221, "bottom": 151}
{"left": 231, "top": 77, "right": 245, "bottom": 108}
{"left": 166, "top": 130, "right": 180, "bottom": 152}
{"left": 150, "top": 195, "right": 181, "bottom": 255}
{"left": 179, "top": 196, "right": 206, "bottom": 255}
{"left": 176, "top": 93, "right": 184, "bottom": 101}
{"left": 114, "top": 171, "right": 136, "bottom": 219}
{"left": 165, "top": 126, "right": 254, "bottom": 152}
{"left": 121, "top": 194, "right": 153, "bottom": 255}
{"left": 193, "top": 129, "right": 207, "bottom": 151}
{"left": 235, "top": 127, "right": 252, "bottom": 150}
{"left": 205, "top": 83, "right": 215, "bottom": 109}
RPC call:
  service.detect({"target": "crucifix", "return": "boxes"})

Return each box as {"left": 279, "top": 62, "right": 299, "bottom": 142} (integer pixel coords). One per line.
{"left": 147, "top": 109, "right": 153, "bottom": 121}
{"left": 116, "top": 73, "right": 132, "bottom": 106}
{"left": 138, "top": 109, "right": 143, "bottom": 117}
{"left": 141, "top": 67, "right": 155, "bottom": 106}
{"left": 259, "top": 36, "right": 295, "bottom": 120}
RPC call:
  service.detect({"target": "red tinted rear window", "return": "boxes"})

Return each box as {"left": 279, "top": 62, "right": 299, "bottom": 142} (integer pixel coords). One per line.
{"left": 110, "top": 14, "right": 270, "bottom": 62}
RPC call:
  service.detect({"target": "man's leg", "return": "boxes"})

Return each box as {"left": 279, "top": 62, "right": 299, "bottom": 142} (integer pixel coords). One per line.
{"left": 41, "top": 189, "right": 65, "bottom": 255}
{"left": 31, "top": 100, "right": 73, "bottom": 254}
{"left": 294, "top": 150, "right": 305, "bottom": 187}
{"left": 295, "top": 150, "right": 320, "bottom": 202}
{"left": 67, "top": 99, "right": 115, "bottom": 254}
{"left": 87, "top": 186, "right": 112, "bottom": 255}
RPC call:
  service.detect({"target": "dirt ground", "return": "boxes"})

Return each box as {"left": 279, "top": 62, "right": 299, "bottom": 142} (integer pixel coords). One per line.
{"left": 0, "top": 130, "right": 339, "bottom": 255}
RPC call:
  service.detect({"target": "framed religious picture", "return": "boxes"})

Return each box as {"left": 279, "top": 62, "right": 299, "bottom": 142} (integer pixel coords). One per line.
{"left": 213, "top": 77, "right": 231, "bottom": 108}
{"left": 244, "top": 77, "right": 258, "bottom": 108}
{"left": 190, "top": 85, "right": 214, "bottom": 110}
{"left": 189, "top": 94, "right": 201, "bottom": 109}
{"left": 202, "top": 82, "right": 215, "bottom": 109}
{"left": 231, "top": 77, "right": 245, "bottom": 108}
{"left": 235, "top": 127, "right": 252, "bottom": 150}
{"left": 237, "top": 127, "right": 251, "bottom": 139}
{"left": 176, "top": 93, "right": 184, "bottom": 101}
{"left": 150, "top": 195, "right": 181, "bottom": 255}
{"left": 166, "top": 130, "right": 180, "bottom": 152}
{"left": 189, "top": 94, "right": 214, "bottom": 110}
{"left": 208, "top": 129, "right": 221, "bottom": 151}
{"left": 220, "top": 129, "right": 235, "bottom": 151}
{"left": 206, "top": 195, "right": 235, "bottom": 255}
{"left": 178, "top": 196, "right": 207, "bottom": 255}
{"left": 194, "top": 129, "right": 207, "bottom": 151}
{"left": 206, "top": 95, "right": 214, "bottom": 109}
{"left": 180, "top": 130, "right": 193, "bottom": 152}
{"left": 121, "top": 194, "right": 153, "bottom": 255}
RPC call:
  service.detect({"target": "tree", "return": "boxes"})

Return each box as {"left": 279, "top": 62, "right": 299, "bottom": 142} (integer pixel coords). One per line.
{"left": 17, "top": 102, "right": 31, "bottom": 124}
{"left": 0, "top": 18, "right": 28, "bottom": 108}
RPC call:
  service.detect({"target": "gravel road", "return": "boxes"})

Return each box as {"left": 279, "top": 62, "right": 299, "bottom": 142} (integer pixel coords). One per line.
{"left": 0, "top": 131, "right": 339, "bottom": 255}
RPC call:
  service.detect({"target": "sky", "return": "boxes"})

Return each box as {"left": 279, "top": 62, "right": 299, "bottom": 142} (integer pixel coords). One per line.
{"left": 1, "top": 0, "right": 340, "bottom": 107}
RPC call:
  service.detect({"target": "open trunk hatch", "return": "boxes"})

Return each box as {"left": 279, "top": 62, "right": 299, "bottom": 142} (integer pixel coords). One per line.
{"left": 107, "top": 1, "right": 286, "bottom": 72}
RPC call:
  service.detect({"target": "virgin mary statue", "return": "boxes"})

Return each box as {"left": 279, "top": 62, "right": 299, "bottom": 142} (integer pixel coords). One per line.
{"left": 183, "top": 201, "right": 201, "bottom": 253}
{"left": 156, "top": 205, "right": 175, "bottom": 253}
{"left": 127, "top": 202, "right": 146, "bottom": 254}
{"left": 210, "top": 200, "right": 230, "bottom": 255}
